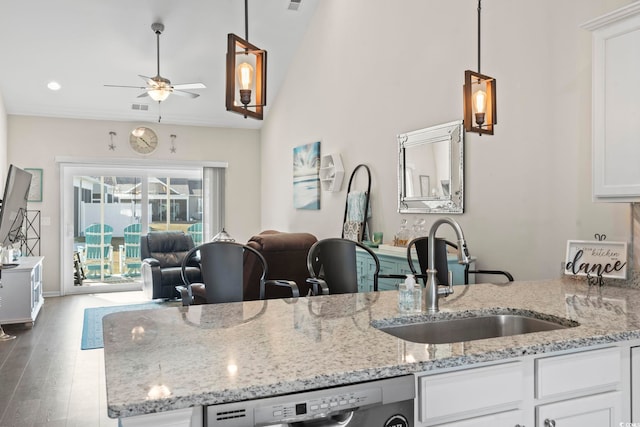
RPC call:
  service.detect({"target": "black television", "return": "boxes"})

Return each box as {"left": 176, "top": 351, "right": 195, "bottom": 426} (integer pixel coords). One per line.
{"left": 0, "top": 165, "right": 32, "bottom": 248}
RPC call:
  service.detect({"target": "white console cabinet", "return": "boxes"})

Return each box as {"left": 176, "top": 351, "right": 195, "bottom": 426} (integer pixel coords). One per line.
{"left": 583, "top": 3, "right": 640, "bottom": 201}
{"left": 0, "top": 256, "right": 44, "bottom": 326}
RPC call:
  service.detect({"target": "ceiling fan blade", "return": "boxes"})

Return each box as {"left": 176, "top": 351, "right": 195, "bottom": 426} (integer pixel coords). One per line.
{"left": 138, "top": 75, "right": 157, "bottom": 87}
{"left": 172, "top": 83, "right": 206, "bottom": 90}
{"left": 137, "top": 92, "right": 150, "bottom": 98}
{"left": 104, "top": 84, "right": 147, "bottom": 89}
{"left": 172, "top": 90, "right": 200, "bottom": 98}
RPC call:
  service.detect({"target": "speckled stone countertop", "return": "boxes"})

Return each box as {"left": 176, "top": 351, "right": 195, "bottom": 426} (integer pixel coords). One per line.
{"left": 103, "top": 278, "right": 640, "bottom": 418}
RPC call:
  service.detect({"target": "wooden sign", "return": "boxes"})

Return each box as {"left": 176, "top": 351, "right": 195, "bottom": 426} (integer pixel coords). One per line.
{"left": 564, "top": 240, "right": 628, "bottom": 280}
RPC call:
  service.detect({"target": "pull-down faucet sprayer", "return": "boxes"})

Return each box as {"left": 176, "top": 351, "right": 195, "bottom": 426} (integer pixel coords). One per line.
{"left": 425, "top": 217, "right": 471, "bottom": 312}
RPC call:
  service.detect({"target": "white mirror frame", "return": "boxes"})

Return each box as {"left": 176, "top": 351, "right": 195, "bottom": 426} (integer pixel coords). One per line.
{"left": 397, "top": 120, "right": 464, "bottom": 214}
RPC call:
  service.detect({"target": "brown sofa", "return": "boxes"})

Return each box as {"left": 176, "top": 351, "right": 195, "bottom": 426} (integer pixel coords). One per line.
{"left": 244, "top": 230, "right": 318, "bottom": 300}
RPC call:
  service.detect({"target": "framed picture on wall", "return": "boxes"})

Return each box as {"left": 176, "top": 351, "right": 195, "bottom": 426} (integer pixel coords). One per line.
{"left": 25, "top": 168, "right": 43, "bottom": 202}
{"left": 293, "top": 141, "right": 321, "bottom": 210}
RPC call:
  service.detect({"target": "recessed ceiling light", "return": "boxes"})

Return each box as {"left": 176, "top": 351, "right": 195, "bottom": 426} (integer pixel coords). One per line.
{"left": 47, "top": 81, "right": 61, "bottom": 91}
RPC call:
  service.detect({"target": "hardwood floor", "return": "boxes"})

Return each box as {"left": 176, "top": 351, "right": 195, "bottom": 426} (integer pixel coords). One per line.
{"left": 0, "top": 291, "right": 150, "bottom": 427}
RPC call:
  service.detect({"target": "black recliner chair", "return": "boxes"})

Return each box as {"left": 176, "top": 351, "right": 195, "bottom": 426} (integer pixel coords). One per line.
{"left": 141, "top": 231, "right": 202, "bottom": 299}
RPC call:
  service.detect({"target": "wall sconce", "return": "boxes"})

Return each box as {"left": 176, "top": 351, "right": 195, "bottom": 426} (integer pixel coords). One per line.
{"left": 225, "top": 0, "right": 267, "bottom": 120}
{"left": 108, "top": 131, "right": 117, "bottom": 151}
{"left": 463, "top": 0, "right": 497, "bottom": 135}
{"left": 169, "top": 134, "right": 177, "bottom": 154}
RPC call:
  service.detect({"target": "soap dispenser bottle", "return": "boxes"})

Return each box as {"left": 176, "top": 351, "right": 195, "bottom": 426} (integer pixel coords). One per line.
{"left": 398, "top": 274, "right": 422, "bottom": 313}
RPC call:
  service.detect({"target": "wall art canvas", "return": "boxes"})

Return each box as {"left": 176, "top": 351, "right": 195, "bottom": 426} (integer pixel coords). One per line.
{"left": 293, "top": 141, "right": 321, "bottom": 210}
{"left": 25, "top": 168, "right": 43, "bottom": 202}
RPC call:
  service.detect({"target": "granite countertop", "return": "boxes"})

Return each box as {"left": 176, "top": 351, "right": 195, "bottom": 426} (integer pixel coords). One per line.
{"left": 103, "top": 278, "right": 640, "bottom": 418}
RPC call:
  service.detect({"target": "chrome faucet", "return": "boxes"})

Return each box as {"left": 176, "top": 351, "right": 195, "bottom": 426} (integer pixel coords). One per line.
{"left": 425, "top": 217, "right": 471, "bottom": 312}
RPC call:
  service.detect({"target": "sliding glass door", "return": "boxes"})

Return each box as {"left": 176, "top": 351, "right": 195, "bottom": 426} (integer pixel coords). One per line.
{"left": 74, "top": 175, "right": 144, "bottom": 284}
{"left": 60, "top": 162, "right": 220, "bottom": 295}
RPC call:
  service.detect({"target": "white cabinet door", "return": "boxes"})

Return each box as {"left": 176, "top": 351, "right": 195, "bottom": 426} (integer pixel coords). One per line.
{"left": 0, "top": 268, "right": 31, "bottom": 323}
{"left": 436, "top": 410, "right": 524, "bottom": 427}
{"left": 584, "top": 3, "right": 640, "bottom": 200}
{"left": 632, "top": 346, "right": 640, "bottom": 421}
{"left": 536, "top": 391, "right": 622, "bottom": 427}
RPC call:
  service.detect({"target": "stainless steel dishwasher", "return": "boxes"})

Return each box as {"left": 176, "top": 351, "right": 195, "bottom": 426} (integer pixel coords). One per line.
{"left": 206, "top": 375, "right": 414, "bottom": 427}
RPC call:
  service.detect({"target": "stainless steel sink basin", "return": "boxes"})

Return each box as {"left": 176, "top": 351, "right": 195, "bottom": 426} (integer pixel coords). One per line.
{"left": 375, "top": 312, "right": 578, "bottom": 344}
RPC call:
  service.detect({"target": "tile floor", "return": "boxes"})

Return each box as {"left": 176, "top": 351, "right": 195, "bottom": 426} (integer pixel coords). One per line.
{"left": 0, "top": 291, "right": 149, "bottom": 427}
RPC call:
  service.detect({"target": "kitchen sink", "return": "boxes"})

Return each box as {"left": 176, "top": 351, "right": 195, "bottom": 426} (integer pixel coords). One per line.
{"left": 374, "top": 312, "right": 579, "bottom": 344}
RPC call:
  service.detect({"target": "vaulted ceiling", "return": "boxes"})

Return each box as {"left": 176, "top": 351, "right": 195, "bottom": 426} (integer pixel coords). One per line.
{"left": 0, "top": 0, "right": 318, "bottom": 129}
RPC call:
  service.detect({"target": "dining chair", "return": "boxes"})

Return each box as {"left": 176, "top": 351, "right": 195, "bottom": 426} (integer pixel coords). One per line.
{"left": 407, "top": 236, "right": 514, "bottom": 285}
{"left": 177, "top": 241, "right": 300, "bottom": 305}
{"left": 306, "top": 237, "right": 381, "bottom": 295}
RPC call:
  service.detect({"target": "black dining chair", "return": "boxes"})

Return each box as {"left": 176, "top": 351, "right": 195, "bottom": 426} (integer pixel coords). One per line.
{"left": 306, "top": 238, "right": 382, "bottom": 295}
{"left": 407, "top": 236, "right": 514, "bottom": 286}
{"left": 177, "top": 241, "right": 300, "bottom": 305}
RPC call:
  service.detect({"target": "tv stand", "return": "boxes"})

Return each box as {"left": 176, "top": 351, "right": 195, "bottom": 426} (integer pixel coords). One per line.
{"left": 0, "top": 256, "right": 44, "bottom": 326}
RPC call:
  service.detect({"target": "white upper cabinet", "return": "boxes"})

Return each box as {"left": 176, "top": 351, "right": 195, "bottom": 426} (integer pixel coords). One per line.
{"left": 584, "top": 3, "right": 640, "bottom": 201}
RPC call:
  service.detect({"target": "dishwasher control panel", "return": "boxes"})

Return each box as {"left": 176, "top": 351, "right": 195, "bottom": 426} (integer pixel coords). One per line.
{"left": 254, "top": 386, "right": 382, "bottom": 424}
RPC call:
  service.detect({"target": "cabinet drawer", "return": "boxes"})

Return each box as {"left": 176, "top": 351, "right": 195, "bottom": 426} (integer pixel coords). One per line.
{"left": 535, "top": 347, "right": 621, "bottom": 399}
{"left": 436, "top": 409, "right": 524, "bottom": 427}
{"left": 417, "top": 362, "right": 524, "bottom": 425}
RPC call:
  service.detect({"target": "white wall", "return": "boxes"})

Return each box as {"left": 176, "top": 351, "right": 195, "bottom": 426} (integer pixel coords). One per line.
{"left": 0, "top": 90, "right": 7, "bottom": 183}
{"left": 261, "top": 0, "right": 632, "bottom": 282}
{"left": 8, "top": 115, "right": 261, "bottom": 295}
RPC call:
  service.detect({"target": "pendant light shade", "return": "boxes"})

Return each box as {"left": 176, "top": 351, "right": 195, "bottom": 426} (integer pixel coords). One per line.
{"left": 463, "top": 70, "right": 496, "bottom": 134}
{"left": 226, "top": 34, "right": 266, "bottom": 120}
{"left": 463, "top": 0, "right": 497, "bottom": 135}
{"left": 225, "top": 0, "right": 267, "bottom": 120}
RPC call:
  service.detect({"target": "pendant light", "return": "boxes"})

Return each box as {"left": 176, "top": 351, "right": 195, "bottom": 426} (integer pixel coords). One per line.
{"left": 226, "top": 0, "right": 267, "bottom": 120}
{"left": 463, "top": 0, "right": 497, "bottom": 135}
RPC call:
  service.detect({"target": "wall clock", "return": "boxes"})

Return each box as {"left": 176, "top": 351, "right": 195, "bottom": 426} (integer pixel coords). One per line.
{"left": 129, "top": 127, "right": 158, "bottom": 155}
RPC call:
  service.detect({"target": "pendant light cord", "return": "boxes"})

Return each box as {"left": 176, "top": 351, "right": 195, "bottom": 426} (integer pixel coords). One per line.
{"left": 244, "top": 0, "right": 249, "bottom": 41}
{"left": 477, "top": 0, "right": 482, "bottom": 73}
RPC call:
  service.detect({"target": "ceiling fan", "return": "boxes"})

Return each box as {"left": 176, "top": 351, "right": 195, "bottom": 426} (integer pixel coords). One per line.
{"left": 105, "top": 22, "right": 206, "bottom": 104}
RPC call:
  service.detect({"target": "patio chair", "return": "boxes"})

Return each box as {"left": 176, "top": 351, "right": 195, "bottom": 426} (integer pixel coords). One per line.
{"left": 119, "top": 223, "right": 142, "bottom": 277}
{"left": 187, "top": 222, "right": 203, "bottom": 245}
{"left": 82, "top": 223, "right": 114, "bottom": 278}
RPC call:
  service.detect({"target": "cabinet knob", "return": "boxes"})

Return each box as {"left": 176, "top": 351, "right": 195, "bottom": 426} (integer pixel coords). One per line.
{"left": 544, "top": 419, "right": 556, "bottom": 427}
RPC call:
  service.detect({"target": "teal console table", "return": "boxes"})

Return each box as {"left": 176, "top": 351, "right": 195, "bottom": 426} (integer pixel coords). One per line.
{"left": 355, "top": 245, "right": 476, "bottom": 292}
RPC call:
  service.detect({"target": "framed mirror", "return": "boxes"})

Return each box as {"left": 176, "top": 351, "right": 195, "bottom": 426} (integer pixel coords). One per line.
{"left": 397, "top": 120, "right": 464, "bottom": 214}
